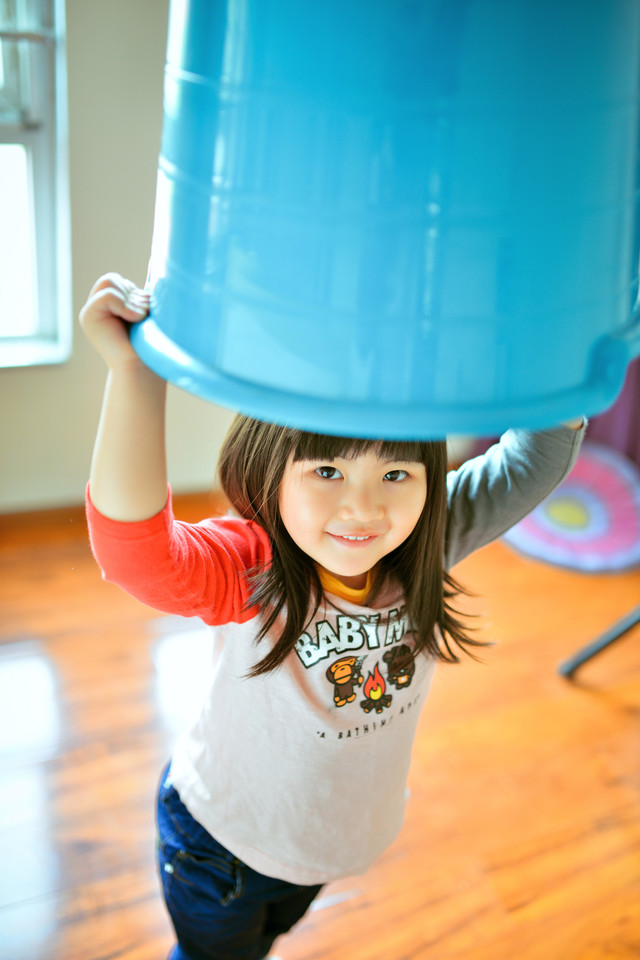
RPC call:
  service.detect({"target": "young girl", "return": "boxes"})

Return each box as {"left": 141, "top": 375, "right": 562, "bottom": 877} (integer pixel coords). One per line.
{"left": 81, "top": 274, "right": 585, "bottom": 960}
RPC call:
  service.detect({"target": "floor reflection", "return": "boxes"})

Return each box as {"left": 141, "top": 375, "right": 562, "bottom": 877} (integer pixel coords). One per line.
{"left": 0, "top": 641, "right": 60, "bottom": 954}
{"left": 0, "top": 640, "right": 61, "bottom": 760}
{"left": 150, "top": 616, "right": 214, "bottom": 735}
{"left": 0, "top": 767, "right": 58, "bottom": 954}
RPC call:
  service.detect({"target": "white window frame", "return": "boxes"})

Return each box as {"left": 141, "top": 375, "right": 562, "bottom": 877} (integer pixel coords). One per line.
{"left": 0, "top": 0, "right": 71, "bottom": 367}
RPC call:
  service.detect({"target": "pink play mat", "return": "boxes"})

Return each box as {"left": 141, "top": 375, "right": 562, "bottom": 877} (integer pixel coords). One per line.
{"left": 502, "top": 442, "right": 640, "bottom": 572}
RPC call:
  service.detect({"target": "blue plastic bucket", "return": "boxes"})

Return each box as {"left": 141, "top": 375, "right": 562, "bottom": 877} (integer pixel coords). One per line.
{"left": 132, "top": 0, "right": 640, "bottom": 437}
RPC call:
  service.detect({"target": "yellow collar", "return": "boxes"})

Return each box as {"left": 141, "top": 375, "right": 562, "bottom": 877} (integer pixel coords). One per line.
{"left": 317, "top": 566, "right": 376, "bottom": 605}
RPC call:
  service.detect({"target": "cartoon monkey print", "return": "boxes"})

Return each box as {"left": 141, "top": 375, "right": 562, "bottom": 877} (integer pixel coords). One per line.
{"left": 383, "top": 644, "right": 415, "bottom": 690}
{"left": 326, "top": 655, "right": 364, "bottom": 707}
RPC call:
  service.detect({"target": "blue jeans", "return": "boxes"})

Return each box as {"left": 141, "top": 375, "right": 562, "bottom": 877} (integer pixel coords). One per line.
{"left": 156, "top": 765, "right": 323, "bottom": 960}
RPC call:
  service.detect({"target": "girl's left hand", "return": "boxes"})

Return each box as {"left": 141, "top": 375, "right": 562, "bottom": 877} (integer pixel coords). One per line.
{"left": 563, "top": 417, "right": 585, "bottom": 430}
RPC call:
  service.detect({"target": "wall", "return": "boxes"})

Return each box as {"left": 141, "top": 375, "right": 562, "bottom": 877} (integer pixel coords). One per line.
{"left": 0, "top": 0, "right": 234, "bottom": 513}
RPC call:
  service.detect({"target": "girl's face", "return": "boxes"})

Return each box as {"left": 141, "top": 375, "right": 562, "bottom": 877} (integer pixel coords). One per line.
{"left": 278, "top": 451, "right": 427, "bottom": 589}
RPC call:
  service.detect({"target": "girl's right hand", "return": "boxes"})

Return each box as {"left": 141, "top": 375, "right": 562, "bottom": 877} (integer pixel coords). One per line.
{"left": 79, "top": 273, "right": 150, "bottom": 369}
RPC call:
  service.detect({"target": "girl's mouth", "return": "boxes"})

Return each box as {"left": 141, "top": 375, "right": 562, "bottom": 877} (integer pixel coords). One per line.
{"left": 327, "top": 532, "right": 378, "bottom": 546}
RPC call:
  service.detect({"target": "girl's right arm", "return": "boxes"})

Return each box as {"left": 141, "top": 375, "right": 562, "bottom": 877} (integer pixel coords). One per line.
{"left": 80, "top": 273, "right": 169, "bottom": 522}
{"left": 81, "top": 274, "right": 272, "bottom": 625}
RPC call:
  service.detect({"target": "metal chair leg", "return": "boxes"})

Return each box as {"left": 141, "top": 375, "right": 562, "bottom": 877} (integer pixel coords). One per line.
{"left": 557, "top": 604, "right": 640, "bottom": 679}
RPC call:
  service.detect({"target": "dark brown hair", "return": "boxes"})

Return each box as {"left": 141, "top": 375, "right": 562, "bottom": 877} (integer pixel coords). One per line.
{"left": 218, "top": 414, "right": 483, "bottom": 675}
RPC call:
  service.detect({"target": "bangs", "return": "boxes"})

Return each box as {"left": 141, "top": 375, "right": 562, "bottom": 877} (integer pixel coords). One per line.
{"left": 292, "top": 431, "right": 429, "bottom": 464}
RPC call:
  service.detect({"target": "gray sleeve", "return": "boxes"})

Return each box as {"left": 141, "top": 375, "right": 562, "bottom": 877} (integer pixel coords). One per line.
{"left": 445, "top": 421, "right": 586, "bottom": 569}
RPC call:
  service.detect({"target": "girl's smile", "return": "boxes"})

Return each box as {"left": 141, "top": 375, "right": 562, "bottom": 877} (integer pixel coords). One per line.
{"left": 279, "top": 452, "right": 427, "bottom": 589}
{"left": 327, "top": 533, "right": 380, "bottom": 545}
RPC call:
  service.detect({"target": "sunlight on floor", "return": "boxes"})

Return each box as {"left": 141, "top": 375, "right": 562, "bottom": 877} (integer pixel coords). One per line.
{"left": 149, "top": 616, "right": 215, "bottom": 735}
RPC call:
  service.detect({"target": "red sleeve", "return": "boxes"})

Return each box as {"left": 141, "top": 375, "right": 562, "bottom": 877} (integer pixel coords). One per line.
{"left": 85, "top": 485, "right": 272, "bottom": 625}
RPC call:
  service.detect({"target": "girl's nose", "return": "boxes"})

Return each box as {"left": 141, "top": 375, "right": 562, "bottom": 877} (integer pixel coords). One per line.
{"left": 337, "top": 484, "right": 384, "bottom": 522}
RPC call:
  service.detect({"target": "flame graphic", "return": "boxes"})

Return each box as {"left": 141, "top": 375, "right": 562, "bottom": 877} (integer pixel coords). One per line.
{"left": 363, "top": 663, "right": 385, "bottom": 700}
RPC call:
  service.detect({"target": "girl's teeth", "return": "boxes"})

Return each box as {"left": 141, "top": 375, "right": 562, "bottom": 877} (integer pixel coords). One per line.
{"left": 342, "top": 535, "right": 369, "bottom": 540}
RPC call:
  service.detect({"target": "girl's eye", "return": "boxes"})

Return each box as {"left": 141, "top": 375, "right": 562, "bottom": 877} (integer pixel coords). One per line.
{"left": 384, "top": 469, "right": 409, "bottom": 482}
{"left": 314, "top": 465, "right": 343, "bottom": 480}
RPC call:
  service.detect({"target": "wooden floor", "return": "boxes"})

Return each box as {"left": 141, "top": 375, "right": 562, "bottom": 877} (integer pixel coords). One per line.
{"left": 0, "top": 492, "right": 638, "bottom": 960}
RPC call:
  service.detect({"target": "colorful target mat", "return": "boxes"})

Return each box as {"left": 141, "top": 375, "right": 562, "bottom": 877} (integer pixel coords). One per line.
{"left": 502, "top": 442, "right": 640, "bottom": 572}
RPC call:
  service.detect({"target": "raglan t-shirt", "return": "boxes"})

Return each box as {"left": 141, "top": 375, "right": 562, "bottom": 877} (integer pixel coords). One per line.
{"left": 86, "top": 424, "right": 584, "bottom": 885}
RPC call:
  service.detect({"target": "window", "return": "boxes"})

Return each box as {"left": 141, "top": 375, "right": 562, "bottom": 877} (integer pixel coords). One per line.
{"left": 0, "top": 0, "right": 71, "bottom": 367}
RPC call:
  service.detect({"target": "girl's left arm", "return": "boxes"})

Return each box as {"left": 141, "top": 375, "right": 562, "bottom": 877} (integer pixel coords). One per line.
{"left": 445, "top": 418, "right": 586, "bottom": 568}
